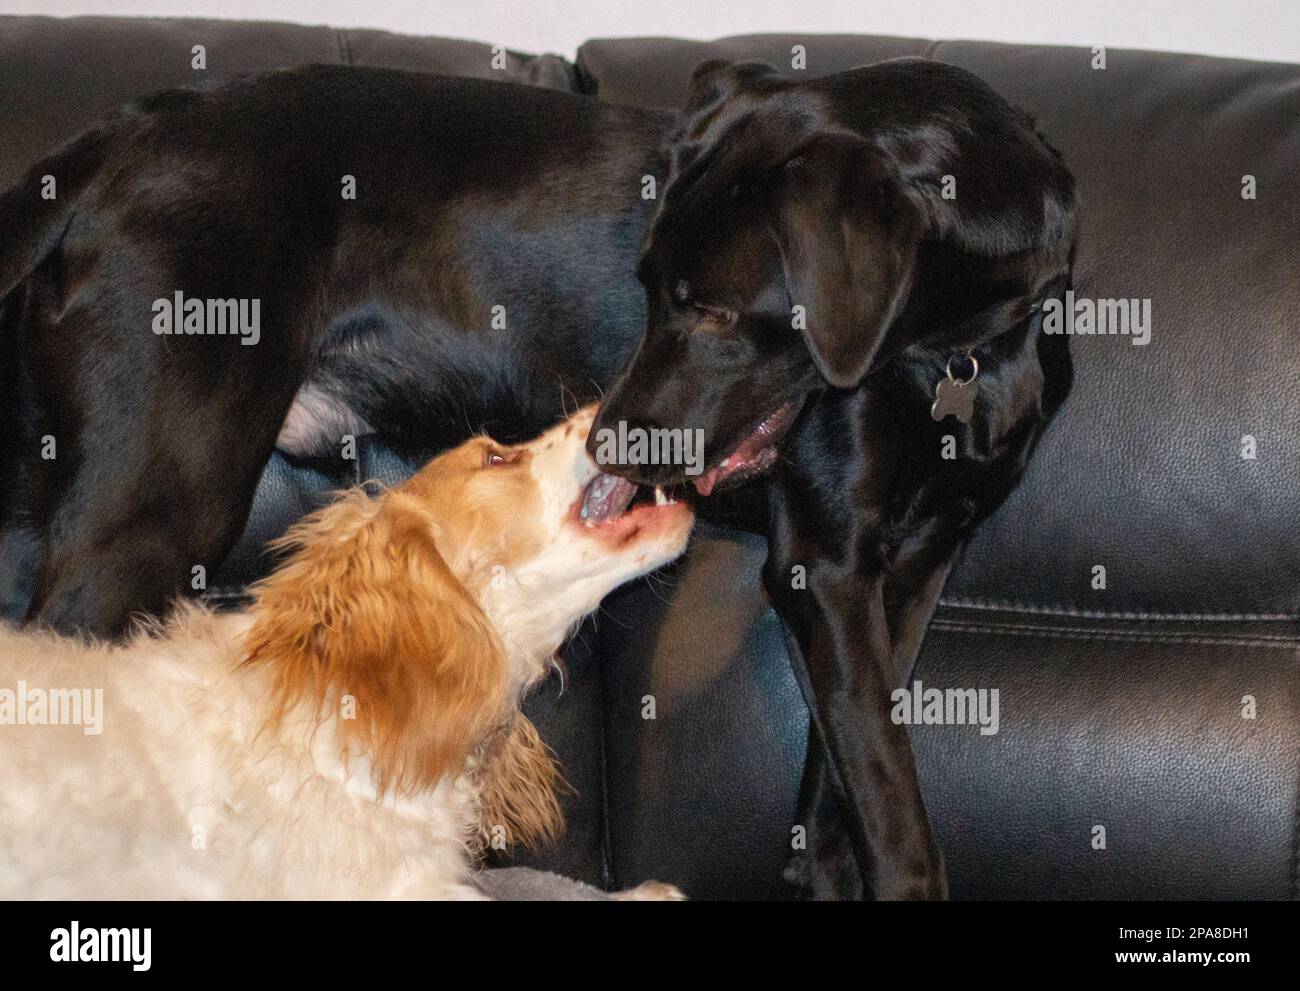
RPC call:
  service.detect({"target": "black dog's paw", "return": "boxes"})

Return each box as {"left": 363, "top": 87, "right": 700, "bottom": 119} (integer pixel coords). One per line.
{"left": 783, "top": 851, "right": 866, "bottom": 900}
{"left": 782, "top": 853, "right": 810, "bottom": 891}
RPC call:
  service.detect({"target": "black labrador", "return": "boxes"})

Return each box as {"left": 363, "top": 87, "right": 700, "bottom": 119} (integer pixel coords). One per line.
{"left": 0, "top": 58, "right": 1075, "bottom": 899}
{"left": 591, "top": 60, "right": 1076, "bottom": 899}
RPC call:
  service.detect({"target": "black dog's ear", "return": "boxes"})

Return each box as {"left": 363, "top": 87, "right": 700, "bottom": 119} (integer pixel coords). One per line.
{"left": 669, "top": 61, "right": 783, "bottom": 180}
{"left": 682, "top": 59, "right": 783, "bottom": 116}
{"left": 769, "top": 137, "right": 926, "bottom": 388}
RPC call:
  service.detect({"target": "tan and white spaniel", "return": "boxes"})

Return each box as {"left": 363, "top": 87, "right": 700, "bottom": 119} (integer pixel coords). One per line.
{"left": 0, "top": 407, "right": 691, "bottom": 899}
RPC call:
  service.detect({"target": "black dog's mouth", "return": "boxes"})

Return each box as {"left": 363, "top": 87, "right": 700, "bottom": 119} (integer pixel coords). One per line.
{"left": 693, "top": 401, "right": 799, "bottom": 496}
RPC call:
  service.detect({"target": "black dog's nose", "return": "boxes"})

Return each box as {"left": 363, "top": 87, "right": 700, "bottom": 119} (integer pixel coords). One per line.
{"left": 586, "top": 412, "right": 659, "bottom": 469}
{"left": 586, "top": 412, "right": 691, "bottom": 486}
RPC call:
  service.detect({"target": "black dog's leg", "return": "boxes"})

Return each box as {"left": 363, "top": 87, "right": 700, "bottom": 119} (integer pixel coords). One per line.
{"left": 17, "top": 306, "right": 302, "bottom": 637}
{"left": 763, "top": 443, "right": 954, "bottom": 903}
{"left": 767, "top": 560, "right": 946, "bottom": 900}
{"left": 788, "top": 725, "right": 863, "bottom": 900}
{"left": 884, "top": 548, "right": 960, "bottom": 688}
{"left": 787, "top": 546, "right": 961, "bottom": 899}
{"left": 24, "top": 402, "right": 288, "bottom": 637}
{"left": 786, "top": 553, "right": 960, "bottom": 901}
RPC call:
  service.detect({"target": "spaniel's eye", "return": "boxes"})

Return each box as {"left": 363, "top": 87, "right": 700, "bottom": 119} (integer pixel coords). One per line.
{"left": 672, "top": 278, "right": 692, "bottom": 305}
{"left": 484, "top": 447, "right": 516, "bottom": 467}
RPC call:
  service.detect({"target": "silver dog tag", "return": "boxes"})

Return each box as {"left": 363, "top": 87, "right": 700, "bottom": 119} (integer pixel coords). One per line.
{"left": 930, "top": 354, "right": 979, "bottom": 424}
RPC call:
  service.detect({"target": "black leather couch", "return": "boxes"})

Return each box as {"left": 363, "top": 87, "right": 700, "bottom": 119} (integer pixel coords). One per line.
{"left": 2, "top": 15, "right": 1296, "bottom": 900}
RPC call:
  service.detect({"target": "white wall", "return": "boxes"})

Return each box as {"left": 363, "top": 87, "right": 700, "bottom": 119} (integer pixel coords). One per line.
{"left": 0, "top": 0, "right": 1296, "bottom": 64}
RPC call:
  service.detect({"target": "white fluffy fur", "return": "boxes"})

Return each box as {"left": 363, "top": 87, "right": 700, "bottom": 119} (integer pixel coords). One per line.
{"left": 0, "top": 608, "right": 482, "bottom": 899}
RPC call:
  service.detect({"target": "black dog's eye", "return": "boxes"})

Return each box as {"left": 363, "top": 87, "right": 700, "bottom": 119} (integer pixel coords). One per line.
{"left": 694, "top": 303, "right": 738, "bottom": 330}
{"left": 673, "top": 279, "right": 692, "bottom": 305}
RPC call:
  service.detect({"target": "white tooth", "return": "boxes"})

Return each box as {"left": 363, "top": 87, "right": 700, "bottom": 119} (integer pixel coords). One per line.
{"left": 720, "top": 458, "right": 730, "bottom": 468}
{"left": 655, "top": 486, "right": 667, "bottom": 506}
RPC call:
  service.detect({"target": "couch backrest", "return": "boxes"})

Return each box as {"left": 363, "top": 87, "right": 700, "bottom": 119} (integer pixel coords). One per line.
{"left": 0, "top": 15, "right": 574, "bottom": 189}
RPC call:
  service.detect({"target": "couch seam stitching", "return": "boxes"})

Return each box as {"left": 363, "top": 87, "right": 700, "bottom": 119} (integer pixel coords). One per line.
{"left": 932, "top": 620, "right": 1300, "bottom": 644}
{"left": 939, "top": 597, "right": 1299, "bottom": 622}
{"left": 928, "top": 621, "right": 1300, "bottom": 649}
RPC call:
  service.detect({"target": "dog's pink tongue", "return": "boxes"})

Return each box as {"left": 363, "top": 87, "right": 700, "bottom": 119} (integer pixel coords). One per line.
{"left": 692, "top": 423, "right": 779, "bottom": 496}
{"left": 581, "top": 473, "right": 636, "bottom": 525}
{"left": 693, "top": 466, "right": 723, "bottom": 497}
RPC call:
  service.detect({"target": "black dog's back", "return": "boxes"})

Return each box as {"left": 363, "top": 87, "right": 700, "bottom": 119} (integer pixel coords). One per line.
{"left": 0, "top": 65, "right": 669, "bottom": 635}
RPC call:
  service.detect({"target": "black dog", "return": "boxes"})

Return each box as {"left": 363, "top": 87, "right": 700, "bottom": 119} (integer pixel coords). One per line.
{"left": 0, "top": 59, "right": 1074, "bottom": 899}
{"left": 590, "top": 59, "right": 1076, "bottom": 899}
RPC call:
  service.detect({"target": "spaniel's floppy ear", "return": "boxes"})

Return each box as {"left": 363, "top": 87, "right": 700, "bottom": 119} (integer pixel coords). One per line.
{"left": 769, "top": 136, "right": 926, "bottom": 388}
{"left": 242, "top": 489, "right": 509, "bottom": 795}
{"left": 471, "top": 712, "right": 568, "bottom": 857}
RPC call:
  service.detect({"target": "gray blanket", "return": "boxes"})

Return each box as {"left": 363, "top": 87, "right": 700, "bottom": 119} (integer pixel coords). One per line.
{"left": 474, "top": 867, "right": 614, "bottom": 901}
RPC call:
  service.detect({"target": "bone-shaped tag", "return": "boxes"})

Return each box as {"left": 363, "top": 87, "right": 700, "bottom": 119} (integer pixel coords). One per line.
{"left": 930, "top": 374, "right": 977, "bottom": 424}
